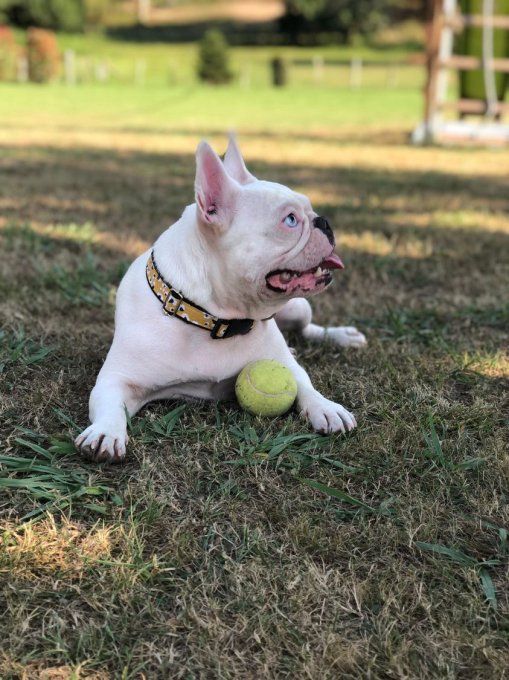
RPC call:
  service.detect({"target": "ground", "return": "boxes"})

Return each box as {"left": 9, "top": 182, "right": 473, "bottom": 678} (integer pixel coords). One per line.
{"left": 0, "top": 67, "right": 508, "bottom": 679}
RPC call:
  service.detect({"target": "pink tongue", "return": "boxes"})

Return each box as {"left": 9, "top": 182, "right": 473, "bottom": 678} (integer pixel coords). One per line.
{"left": 322, "top": 253, "right": 344, "bottom": 270}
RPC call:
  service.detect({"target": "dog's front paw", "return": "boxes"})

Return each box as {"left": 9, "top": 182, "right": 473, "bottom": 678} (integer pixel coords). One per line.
{"left": 326, "top": 326, "right": 367, "bottom": 348}
{"left": 300, "top": 393, "right": 357, "bottom": 434}
{"left": 75, "top": 423, "right": 128, "bottom": 463}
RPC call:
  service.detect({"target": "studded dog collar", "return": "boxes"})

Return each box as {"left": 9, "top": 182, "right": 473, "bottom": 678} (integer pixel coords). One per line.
{"left": 146, "top": 251, "right": 255, "bottom": 339}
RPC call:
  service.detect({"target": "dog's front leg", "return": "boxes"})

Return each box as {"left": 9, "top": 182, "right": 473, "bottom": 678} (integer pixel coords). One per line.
{"left": 75, "top": 377, "right": 143, "bottom": 463}
{"left": 288, "top": 354, "right": 357, "bottom": 434}
{"left": 263, "top": 324, "right": 357, "bottom": 434}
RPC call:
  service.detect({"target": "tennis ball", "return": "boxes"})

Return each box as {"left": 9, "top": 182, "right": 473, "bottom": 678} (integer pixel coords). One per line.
{"left": 235, "top": 360, "right": 298, "bottom": 417}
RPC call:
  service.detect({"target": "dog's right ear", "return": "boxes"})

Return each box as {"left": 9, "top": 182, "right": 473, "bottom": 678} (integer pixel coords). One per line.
{"left": 195, "top": 141, "right": 238, "bottom": 230}
{"left": 223, "top": 133, "right": 257, "bottom": 185}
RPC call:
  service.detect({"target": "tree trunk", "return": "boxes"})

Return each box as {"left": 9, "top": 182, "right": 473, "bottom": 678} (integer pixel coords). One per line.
{"left": 136, "top": 0, "right": 151, "bottom": 24}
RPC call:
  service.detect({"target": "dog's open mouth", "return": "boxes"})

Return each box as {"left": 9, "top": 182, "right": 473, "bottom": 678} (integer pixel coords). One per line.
{"left": 266, "top": 253, "right": 344, "bottom": 294}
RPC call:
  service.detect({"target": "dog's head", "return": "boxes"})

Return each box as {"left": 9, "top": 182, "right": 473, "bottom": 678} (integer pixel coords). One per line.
{"left": 194, "top": 136, "right": 343, "bottom": 316}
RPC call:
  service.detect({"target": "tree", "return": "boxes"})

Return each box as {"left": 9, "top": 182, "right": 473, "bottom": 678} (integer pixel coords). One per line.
{"left": 197, "top": 29, "right": 232, "bottom": 85}
{"left": 136, "top": 0, "right": 150, "bottom": 24}
{"left": 279, "top": 0, "right": 394, "bottom": 44}
{"left": 0, "top": 0, "right": 113, "bottom": 32}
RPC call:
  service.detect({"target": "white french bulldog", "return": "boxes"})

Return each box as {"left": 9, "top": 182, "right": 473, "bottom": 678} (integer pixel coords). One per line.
{"left": 76, "top": 136, "right": 366, "bottom": 462}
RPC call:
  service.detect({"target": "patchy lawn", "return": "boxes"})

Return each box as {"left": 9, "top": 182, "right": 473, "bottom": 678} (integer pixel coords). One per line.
{"left": 0, "top": 83, "right": 508, "bottom": 679}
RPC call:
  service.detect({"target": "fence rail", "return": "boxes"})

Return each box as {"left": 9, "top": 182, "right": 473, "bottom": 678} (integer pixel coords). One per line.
{"left": 13, "top": 51, "right": 426, "bottom": 90}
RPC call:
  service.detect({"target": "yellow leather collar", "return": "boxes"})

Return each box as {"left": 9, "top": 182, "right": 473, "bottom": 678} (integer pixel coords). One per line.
{"left": 146, "top": 251, "right": 255, "bottom": 339}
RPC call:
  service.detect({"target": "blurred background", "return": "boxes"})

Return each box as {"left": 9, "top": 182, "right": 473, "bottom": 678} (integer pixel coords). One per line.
{"left": 0, "top": 0, "right": 507, "bottom": 280}
{"left": 0, "top": 0, "right": 432, "bottom": 139}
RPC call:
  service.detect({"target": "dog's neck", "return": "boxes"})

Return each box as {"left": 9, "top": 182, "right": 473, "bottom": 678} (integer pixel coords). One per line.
{"left": 153, "top": 204, "right": 277, "bottom": 320}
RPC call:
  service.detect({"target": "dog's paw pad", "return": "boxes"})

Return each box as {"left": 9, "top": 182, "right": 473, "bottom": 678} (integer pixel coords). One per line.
{"left": 75, "top": 425, "right": 128, "bottom": 464}
{"left": 300, "top": 396, "right": 357, "bottom": 434}
{"left": 326, "top": 326, "right": 367, "bottom": 348}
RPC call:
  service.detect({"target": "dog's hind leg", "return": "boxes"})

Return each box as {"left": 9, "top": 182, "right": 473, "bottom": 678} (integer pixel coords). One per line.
{"left": 75, "top": 377, "right": 144, "bottom": 463}
{"left": 275, "top": 298, "right": 367, "bottom": 348}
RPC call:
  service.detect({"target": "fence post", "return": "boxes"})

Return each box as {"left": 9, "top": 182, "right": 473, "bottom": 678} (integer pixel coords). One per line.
{"left": 240, "top": 63, "right": 252, "bottom": 88}
{"left": 134, "top": 59, "right": 146, "bottom": 85}
{"left": 312, "top": 55, "right": 324, "bottom": 84}
{"left": 386, "top": 62, "right": 399, "bottom": 88}
{"left": 94, "top": 61, "right": 109, "bottom": 83}
{"left": 64, "top": 49, "right": 76, "bottom": 85}
{"left": 17, "top": 56, "right": 28, "bottom": 83}
{"left": 349, "top": 58, "right": 362, "bottom": 89}
{"left": 167, "top": 62, "right": 177, "bottom": 86}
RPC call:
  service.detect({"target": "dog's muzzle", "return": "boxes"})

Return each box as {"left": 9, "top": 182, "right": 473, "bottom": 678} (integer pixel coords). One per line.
{"left": 313, "top": 216, "right": 335, "bottom": 246}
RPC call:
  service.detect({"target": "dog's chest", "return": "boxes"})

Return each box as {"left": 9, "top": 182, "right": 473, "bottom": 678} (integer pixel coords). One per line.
{"left": 137, "top": 314, "right": 272, "bottom": 385}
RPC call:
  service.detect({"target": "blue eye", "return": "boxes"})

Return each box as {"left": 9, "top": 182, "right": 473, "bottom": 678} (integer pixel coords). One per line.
{"left": 284, "top": 213, "right": 298, "bottom": 228}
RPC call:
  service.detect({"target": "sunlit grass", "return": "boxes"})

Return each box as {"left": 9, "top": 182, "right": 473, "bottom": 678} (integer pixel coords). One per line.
{"left": 1, "top": 516, "right": 113, "bottom": 577}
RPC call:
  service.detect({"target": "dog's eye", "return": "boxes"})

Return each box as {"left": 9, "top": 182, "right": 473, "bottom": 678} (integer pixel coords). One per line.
{"left": 284, "top": 213, "right": 298, "bottom": 228}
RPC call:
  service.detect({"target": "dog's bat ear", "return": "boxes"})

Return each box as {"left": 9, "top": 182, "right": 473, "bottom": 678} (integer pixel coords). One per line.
{"left": 223, "top": 132, "right": 256, "bottom": 185}
{"left": 195, "top": 141, "right": 238, "bottom": 230}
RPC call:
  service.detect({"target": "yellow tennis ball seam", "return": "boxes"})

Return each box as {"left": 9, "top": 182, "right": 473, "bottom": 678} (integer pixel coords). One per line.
{"left": 244, "top": 367, "right": 296, "bottom": 399}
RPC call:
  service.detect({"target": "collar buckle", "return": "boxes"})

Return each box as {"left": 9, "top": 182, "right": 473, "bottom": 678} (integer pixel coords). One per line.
{"left": 163, "top": 288, "right": 183, "bottom": 315}
{"left": 211, "top": 317, "right": 254, "bottom": 339}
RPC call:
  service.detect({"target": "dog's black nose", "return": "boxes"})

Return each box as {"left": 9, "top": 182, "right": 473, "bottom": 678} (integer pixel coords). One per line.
{"left": 313, "top": 216, "right": 335, "bottom": 246}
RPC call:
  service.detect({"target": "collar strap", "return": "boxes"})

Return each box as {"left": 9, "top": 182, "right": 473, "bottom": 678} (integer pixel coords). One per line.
{"left": 146, "top": 251, "right": 255, "bottom": 339}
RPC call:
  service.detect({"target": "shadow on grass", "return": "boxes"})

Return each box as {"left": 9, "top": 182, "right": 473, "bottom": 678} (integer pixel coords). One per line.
{"left": 0, "top": 143, "right": 507, "bottom": 235}
{"left": 1, "top": 140, "right": 507, "bottom": 345}
{"left": 0, "top": 121, "right": 413, "bottom": 148}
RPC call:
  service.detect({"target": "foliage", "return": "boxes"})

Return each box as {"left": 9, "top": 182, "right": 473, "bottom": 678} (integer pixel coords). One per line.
{"left": 27, "top": 26, "right": 59, "bottom": 82}
{"left": 0, "top": 433, "right": 122, "bottom": 521}
{"left": 280, "top": 0, "right": 395, "bottom": 44}
{"left": 0, "top": 24, "right": 17, "bottom": 80}
{"left": 0, "top": 328, "right": 54, "bottom": 374}
{"left": 83, "top": 0, "right": 112, "bottom": 28}
{"left": 0, "top": 0, "right": 85, "bottom": 32}
{"left": 197, "top": 28, "right": 232, "bottom": 84}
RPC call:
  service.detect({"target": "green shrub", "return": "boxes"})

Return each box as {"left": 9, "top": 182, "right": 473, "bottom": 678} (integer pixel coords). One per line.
{"left": 197, "top": 29, "right": 232, "bottom": 85}
{"left": 0, "top": 24, "right": 18, "bottom": 80}
{"left": 270, "top": 56, "right": 287, "bottom": 87}
{"left": 27, "top": 27, "right": 59, "bottom": 82}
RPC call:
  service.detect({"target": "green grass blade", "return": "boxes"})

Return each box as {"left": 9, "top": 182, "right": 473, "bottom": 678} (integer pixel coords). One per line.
{"left": 456, "top": 457, "right": 485, "bottom": 470}
{"left": 479, "top": 569, "right": 497, "bottom": 609}
{"left": 82, "top": 503, "right": 108, "bottom": 514}
{"left": 414, "top": 541, "right": 477, "bottom": 567}
{"left": 320, "top": 457, "right": 362, "bottom": 474}
{"left": 14, "top": 438, "right": 53, "bottom": 460}
{"left": 299, "top": 477, "right": 375, "bottom": 511}
{"left": 53, "top": 408, "right": 80, "bottom": 431}
{"left": 422, "top": 417, "right": 449, "bottom": 468}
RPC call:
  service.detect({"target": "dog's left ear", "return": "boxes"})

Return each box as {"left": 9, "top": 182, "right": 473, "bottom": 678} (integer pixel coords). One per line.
{"left": 195, "top": 141, "right": 238, "bottom": 230}
{"left": 223, "top": 133, "right": 257, "bottom": 185}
